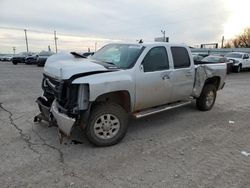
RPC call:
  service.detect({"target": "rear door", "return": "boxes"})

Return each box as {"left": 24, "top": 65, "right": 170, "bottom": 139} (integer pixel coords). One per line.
{"left": 169, "top": 46, "right": 195, "bottom": 102}
{"left": 135, "top": 46, "right": 172, "bottom": 110}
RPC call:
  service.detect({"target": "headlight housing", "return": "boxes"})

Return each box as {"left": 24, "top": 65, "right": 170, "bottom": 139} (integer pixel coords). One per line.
{"left": 233, "top": 60, "right": 239, "bottom": 64}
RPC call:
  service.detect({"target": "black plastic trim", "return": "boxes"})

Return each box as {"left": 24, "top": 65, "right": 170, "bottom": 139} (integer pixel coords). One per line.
{"left": 66, "top": 70, "right": 118, "bottom": 84}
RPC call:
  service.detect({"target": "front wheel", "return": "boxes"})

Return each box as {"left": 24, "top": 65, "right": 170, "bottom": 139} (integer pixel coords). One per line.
{"left": 196, "top": 84, "right": 217, "bottom": 111}
{"left": 86, "top": 103, "right": 128, "bottom": 146}
{"left": 235, "top": 65, "right": 242, "bottom": 73}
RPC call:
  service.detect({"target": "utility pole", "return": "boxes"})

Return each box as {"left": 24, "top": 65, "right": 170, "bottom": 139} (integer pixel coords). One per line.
{"left": 54, "top": 30, "right": 58, "bottom": 53}
{"left": 95, "top": 42, "right": 97, "bottom": 52}
{"left": 161, "top": 30, "right": 166, "bottom": 42}
{"left": 13, "top": 47, "right": 16, "bottom": 54}
{"left": 221, "top": 36, "right": 225, "bottom": 48}
{"left": 24, "top": 29, "right": 29, "bottom": 52}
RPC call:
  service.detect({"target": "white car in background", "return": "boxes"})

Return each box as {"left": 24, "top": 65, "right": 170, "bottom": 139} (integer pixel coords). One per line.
{"left": 225, "top": 52, "right": 250, "bottom": 73}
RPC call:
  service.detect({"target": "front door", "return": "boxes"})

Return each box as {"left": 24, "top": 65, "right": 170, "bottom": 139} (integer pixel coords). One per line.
{"left": 135, "top": 46, "right": 172, "bottom": 111}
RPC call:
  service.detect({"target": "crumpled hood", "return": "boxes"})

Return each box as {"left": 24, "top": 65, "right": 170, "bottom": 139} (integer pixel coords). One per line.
{"left": 44, "top": 52, "right": 108, "bottom": 80}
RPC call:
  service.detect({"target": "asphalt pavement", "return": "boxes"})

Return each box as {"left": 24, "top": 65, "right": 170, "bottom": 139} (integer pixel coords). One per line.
{"left": 0, "top": 61, "right": 250, "bottom": 188}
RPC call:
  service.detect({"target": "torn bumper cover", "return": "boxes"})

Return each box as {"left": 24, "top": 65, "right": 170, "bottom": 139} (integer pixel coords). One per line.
{"left": 51, "top": 101, "right": 75, "bottom": 136}
{"left": 35, "top": 97, "right": 76, "bottom": 137}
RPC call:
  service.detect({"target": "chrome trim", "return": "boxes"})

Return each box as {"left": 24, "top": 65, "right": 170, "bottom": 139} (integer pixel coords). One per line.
{"left": 46, "top": 78, "right": 57, "bottom": 90}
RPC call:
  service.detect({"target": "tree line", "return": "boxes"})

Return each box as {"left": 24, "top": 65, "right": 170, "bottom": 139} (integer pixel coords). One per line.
{"left": 224, "top": 27, "right": 250, "bottom": 48}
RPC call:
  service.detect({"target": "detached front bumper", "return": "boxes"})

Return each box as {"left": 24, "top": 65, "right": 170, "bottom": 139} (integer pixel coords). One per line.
{"left": 35, "top": 97, "right": 76, "bottom": 137}
{"left": 51, "top": 101, "right": 75, "bottom": 136}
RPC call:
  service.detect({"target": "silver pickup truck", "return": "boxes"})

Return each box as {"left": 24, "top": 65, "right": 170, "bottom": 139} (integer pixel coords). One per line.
{"left": 35, "top": 43, "right": 226, "bottom": 146}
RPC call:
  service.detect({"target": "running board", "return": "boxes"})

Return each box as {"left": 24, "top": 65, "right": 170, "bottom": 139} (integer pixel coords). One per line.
{"left": 133, "top": 101, "right": 191, "bottom": 119}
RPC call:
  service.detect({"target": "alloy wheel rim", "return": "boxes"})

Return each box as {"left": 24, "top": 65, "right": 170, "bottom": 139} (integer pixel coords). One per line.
{"left": 93, "top": 114, "right": 120, "bottom": 139}
{"left": 206, "top": 91, "right": 215, "bottom": 107}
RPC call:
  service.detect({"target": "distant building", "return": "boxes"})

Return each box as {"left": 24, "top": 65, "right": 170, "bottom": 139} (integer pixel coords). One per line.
{"left": 154, "top": 37, "right": 169, "bottom": 42}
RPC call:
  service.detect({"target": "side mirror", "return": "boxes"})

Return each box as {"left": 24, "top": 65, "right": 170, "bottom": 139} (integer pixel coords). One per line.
{"left": 140, "top": 64, "right": 144, "bottom": 72}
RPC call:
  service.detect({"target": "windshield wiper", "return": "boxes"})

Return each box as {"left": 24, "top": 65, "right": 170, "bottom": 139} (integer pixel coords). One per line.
{"left": 104, "top": 61, "right": 117, "bottom": 66}
{"left": 105, "top": 61, "right": 124, "bottom": 69}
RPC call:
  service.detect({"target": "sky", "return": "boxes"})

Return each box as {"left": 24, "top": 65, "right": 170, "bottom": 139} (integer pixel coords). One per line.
{"left": 0, "top": 0, "right": 250, "bottom": 53}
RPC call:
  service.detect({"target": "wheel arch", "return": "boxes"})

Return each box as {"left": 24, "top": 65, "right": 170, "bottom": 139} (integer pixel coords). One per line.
{"left": 93, "top": 90, "right": 132, "bottom": 113}
{"left": 204, "top": 76, "right": 221, "bottom": 90}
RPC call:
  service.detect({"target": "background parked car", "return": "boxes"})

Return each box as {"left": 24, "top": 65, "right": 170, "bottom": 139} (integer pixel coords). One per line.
{"left": 12, "top": 52, "right": 35, "bottom": 65}
{"left": 0, "top": 54, "right": 13, "bottom": 61}
{"left": 37, "top": 51, "right": 55, "bottom": 67}
{"left": 25, "top": 54, "right": 38, "bottom": 65}
{"left": 192, "top": 54, "right": 204, "bottom": 64}
{"left": 225, "top": 52, "right": 250, "bottom": 73}
{"left": 4, "top": 55, "right": 13, "bottom": 61}
{"left": 192, "top": 52, "right": 209, "bottom": 58}
{"left": 197, "top": 55, "right": 233, "bottom": 74}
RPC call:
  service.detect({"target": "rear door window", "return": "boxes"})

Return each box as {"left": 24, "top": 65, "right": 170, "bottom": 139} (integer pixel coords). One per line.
{"left": 171, "top": 47, "right": 190, "bottom": 69}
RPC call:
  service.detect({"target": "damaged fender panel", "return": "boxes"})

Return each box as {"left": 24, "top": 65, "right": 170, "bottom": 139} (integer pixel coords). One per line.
{"left": 72, "top": 70, "right": 135, "bottom": 110}
{"left": 192, "top": 64, "right": 227, "bottom": 98}
{"left": 193, "top": 66, "right": 207, "bottom": 97}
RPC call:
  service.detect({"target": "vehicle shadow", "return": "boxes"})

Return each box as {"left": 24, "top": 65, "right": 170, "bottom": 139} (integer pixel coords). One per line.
{"left": 67, "top": 102, "right": 199, "bottom": 147}
{"left": 30, "top": 101, "right": 206, "bottom": 152}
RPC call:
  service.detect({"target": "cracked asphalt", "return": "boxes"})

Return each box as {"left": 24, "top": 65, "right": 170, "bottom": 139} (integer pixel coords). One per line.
{"left": 0, "top": 61, "right": 250, "bottom": 188}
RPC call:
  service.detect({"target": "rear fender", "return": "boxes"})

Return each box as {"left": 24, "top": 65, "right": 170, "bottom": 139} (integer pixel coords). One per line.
{"left": 193, "top": 65, "right": 225, "bottom": 98}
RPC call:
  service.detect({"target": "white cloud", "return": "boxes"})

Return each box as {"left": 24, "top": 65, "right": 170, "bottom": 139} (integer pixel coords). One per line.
{"left": 0, "top": 0, "right": 247, "bottom": 53}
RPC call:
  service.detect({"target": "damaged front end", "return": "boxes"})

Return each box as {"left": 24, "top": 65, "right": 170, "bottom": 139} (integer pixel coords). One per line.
{"left": 34, "top": 74, "right": 88, "bottom": 142}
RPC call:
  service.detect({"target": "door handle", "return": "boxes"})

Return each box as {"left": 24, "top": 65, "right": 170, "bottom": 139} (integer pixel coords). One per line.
{"left": 185, "top": 73, "right": 192, "bottom": 76}
{"left": 162, "top": 74, "right": 170, "bottom": 80}
{"left": 185, "top": 70, "right": 193, "bottom": 76}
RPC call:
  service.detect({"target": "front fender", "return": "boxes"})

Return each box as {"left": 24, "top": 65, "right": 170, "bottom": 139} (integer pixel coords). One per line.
{"left": 72, "top": 70, "right": 135, "bottom": 109}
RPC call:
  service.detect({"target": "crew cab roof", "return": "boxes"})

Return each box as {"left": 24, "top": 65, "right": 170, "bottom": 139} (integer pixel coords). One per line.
{"left": 107, "top": 42, "right": 188, "bottom": 48}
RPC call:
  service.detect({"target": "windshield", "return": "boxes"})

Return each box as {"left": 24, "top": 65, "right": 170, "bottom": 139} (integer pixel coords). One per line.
{"left": 202, "top": 56, "right": 224, "bottom": 63}
{"left": 90, "top": 44, "right": 144, "bottom": 69}
{"left": 225, "top": 53, "right": 243, "bottom": 58}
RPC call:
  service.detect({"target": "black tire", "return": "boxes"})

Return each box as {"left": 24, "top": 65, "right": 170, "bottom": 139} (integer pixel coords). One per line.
{"left": 12, "top": 61, "right": 17, "bottom": 65}
{"left": 235, "top": 64, "right": 242, "bottom": 73}
{"left": 196, "top": 84, "right": 217, "bottom": 111}
{"left": 37, "top": 63, "right": 44, "bottom": 67}
{"left": 86, "top": 103, "right": 128, "bottom": 146}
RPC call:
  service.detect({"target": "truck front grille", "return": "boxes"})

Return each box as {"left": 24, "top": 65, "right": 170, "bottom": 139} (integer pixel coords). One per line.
{"left": 42, "top": 74, "right": 78, "bottom": 114}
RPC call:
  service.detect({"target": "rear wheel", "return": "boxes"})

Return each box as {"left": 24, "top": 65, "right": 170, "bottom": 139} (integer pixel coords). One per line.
{"left": 86, "top": 103, "right": 128, "bottom": 146}
{"left": 196, "top": 84, "right": 217, "bottom": 111}
{"left": 12, "top": 61, "right": 17, "bottom": 65}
